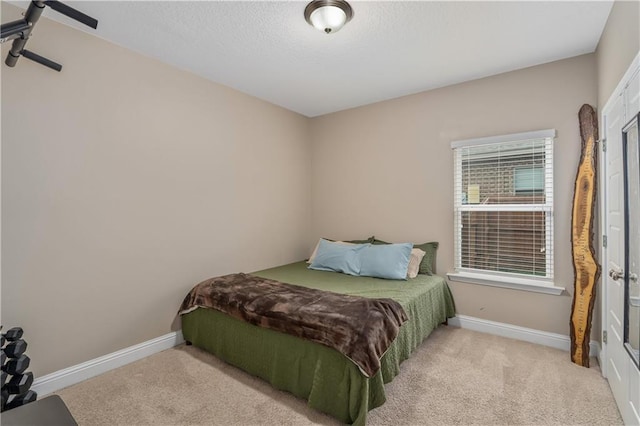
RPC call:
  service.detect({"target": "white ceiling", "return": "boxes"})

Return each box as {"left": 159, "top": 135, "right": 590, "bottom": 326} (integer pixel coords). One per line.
{"left": 9, "top": 1, "right": 613, "bottom": 117}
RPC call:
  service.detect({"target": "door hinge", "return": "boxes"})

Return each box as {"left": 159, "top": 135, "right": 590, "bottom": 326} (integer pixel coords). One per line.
{"left": 603, "top": 330, "right": 607, "bottom": 344}
{"left": 601, "top": 138, "right": 607, "bottom": 152}
{"left": 603, "top": 235, "right": 608, "bottom": 248}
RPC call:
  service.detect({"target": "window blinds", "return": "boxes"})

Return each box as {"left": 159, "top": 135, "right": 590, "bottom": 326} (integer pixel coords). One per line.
{"left": 452, "top": 131, "right": 554, "bottom": 280}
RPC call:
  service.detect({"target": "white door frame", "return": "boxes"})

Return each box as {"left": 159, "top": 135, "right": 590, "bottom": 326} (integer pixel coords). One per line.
{"left": 599, "top": 50, "right": 640, "bottom": 424}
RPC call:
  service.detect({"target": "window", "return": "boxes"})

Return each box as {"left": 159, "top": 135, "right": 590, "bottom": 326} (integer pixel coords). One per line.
{"left": 449, "top": 129, "right": 562, "bottom": 295}
{"left": 514, "top": 166, "right": 544, "bottom": 194}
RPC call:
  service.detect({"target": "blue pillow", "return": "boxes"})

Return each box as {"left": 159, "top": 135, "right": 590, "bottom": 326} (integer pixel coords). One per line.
{"left": 359, "top": 243, "right": 413, "bottom": 280}
{"left": 308, "top": 239, "right": 369, "bottom": 276}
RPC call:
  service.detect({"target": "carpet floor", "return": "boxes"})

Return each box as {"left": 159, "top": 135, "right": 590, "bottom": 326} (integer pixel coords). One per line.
{"left": 56, "top": 326, "right": 622, "bottom": 425}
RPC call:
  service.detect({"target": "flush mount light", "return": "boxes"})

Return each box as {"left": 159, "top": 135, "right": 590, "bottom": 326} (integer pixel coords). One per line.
{"left": 304, "top": 0, "right": 353, "bottom": 34}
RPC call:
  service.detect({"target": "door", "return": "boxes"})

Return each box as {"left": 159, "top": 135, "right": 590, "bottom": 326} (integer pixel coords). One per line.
{"left": 603, "top": 91, "right": 630, "bottom": 421}
{"left": 602, "top": 66, "right": 640, "bottom": 425}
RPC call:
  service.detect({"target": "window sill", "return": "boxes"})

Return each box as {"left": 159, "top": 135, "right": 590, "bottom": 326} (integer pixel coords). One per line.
{"left": 447, "top": 272, "right": 565, "bottom": 295}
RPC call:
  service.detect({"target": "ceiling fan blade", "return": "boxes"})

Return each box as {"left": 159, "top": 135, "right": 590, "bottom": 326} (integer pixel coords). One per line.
{"left": 43, "top": 1, "right": 98, "bottom": 29}
{"left": 21, "top": 49, "right": 62, "bottom": 72}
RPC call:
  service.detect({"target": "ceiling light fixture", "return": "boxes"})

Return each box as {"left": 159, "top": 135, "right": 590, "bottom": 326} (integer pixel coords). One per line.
{"left": 304, "top": 0, "right": 353, "bottom": 35}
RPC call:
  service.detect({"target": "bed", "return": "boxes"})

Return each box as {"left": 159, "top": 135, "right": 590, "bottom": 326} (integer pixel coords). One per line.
{"left": 181, "top": 260, "right": 455, "bottom": 425}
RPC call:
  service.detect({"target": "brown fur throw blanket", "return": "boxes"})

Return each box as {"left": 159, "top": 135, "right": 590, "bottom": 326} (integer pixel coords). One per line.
{"left": 179, "top": 273, "right": 408, "bottom": 377}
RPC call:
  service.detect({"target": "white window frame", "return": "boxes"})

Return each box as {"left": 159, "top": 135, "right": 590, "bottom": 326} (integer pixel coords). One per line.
{"left": 447, "top": 129, "right": 564, "bottom": 295}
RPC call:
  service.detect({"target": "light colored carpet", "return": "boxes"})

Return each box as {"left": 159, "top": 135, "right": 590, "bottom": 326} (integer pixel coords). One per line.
{"left": 56, "top": 326, "right": 622, "bottom": 425}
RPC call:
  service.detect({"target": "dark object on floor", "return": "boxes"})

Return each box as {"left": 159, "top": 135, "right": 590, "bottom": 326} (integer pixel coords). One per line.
{"left": 2, "top": 328, "right": 24, "bottom": 342}
{"left": 2, "top": 355, "right": 30, "bottom": 375}
{"left": 1, "top": 388, "right": 8, "bottom": 410}
{"left": 3, "top": 340, "right": 27, "bottom": 358}
{"left": 6, "top": 372, "right": 34, "bottom": 395}
{"left": 5, "top": 390, "right": 38, "bottom": 411}
{"left": 1, "top": 326, "right": 37, "bottom": 413}
{"left": 2, "top": 394, "right": 77, "bottom": 426}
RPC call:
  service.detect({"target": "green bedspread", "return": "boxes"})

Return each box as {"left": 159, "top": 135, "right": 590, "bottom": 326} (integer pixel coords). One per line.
{"left": 181, "top": 261, "right": 455, "bottom": 425}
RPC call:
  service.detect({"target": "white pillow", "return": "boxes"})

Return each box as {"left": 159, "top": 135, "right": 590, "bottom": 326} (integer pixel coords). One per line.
{"left": 407, "top": 248, "right": 426, "bottom": 279}
{"left": 307, "top": 239, "right": 355, "bottom": 264}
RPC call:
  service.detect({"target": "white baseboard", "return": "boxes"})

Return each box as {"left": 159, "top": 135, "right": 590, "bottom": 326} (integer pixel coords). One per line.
{"left": 32, "top": 330, "right": 184, "bottom": 397}
{"left": 449, "top": 315, "right": 600, "bottom": 359}
{"left": 31, "top": 316, "right": 600, "bottom": 397}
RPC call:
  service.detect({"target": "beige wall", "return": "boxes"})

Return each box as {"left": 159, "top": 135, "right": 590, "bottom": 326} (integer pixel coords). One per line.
{"left": 596, "top": 0, "right": 640, "bottom": 110}
{"left": 310, "top": 54, "right": 598, "bottom": 336}
{"left": 1, "top": 4, "right": 311, "bottom": 377}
